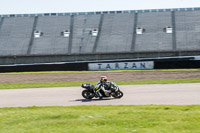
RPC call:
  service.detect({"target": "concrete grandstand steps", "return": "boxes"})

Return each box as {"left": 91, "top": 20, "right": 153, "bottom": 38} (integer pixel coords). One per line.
{"left": 71, "top": 14, "right": 101, "bottom": 53}
{"left": 27, "top": 16, "right": 38, "bottom": 54}
{"left": 0, "top": 17, "right": 3, "bottom": 30}
{"left": 135, "top": 12, "right": 173, "bottom": 52}
{"left": 96, "top": 13, "right": 134, "bottom": 53}
{"left": 30, "top": 16, "right": 71, "bottom": 55}
{"left": 0, "top": 17, "right": 34, "bottom": 55}
{"left": 92, "top": 14, "right": 104, "bottom": 53}
{"left": 176, "top": 10, "right": 200, "bottom": 51}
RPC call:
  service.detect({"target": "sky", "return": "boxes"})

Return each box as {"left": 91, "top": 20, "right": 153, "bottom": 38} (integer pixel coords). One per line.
{"left": 0, "top": 0, "right": 200, "bottom": 15}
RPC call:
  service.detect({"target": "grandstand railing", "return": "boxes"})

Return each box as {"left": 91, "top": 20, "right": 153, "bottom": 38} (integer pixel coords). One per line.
{"left": 1, "top": 7, "right": 200, "bottom": 18}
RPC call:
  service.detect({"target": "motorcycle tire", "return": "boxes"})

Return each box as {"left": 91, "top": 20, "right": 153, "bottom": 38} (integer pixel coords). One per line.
{"left": 82, "top": 90, "right": 94, "bottom": 99}
{"left": 112, "top": 91, "right": 123, "bottom": 99}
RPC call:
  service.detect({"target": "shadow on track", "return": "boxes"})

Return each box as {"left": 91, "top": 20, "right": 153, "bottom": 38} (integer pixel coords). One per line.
{"left": 74, "top": 98, "right": 115, "bottom": 102}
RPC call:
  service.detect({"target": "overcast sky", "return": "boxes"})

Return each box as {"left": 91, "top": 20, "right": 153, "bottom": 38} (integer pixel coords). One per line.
{"left": 0, "top": 0, "right": 200, "bottom": 14}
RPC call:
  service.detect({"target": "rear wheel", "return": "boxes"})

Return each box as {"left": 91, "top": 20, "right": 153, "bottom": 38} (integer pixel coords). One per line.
{"left": 82, "top": 90, "right": 94, "bottom": 99}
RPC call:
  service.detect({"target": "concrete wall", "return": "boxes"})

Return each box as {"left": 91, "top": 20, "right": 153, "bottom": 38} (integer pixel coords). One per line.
{"left": 0, "top": 50, "right": 199, "bottom": 65}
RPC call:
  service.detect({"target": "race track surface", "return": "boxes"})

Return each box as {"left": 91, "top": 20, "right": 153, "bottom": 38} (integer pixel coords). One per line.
{"left": 0, "top": 83, "right": 200, "bottom": 107}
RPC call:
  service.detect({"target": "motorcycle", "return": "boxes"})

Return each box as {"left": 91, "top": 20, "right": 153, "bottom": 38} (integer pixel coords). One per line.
{"left": 81, "top": 83, "right": 123, "bottom": 99}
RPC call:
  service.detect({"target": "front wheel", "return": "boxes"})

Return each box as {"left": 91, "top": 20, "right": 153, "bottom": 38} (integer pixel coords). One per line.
{"left": 112, "top": 91, "right": 123, "bottom": 99}
{"left": 82, "top": 90, "right": 94, "bottom": 99}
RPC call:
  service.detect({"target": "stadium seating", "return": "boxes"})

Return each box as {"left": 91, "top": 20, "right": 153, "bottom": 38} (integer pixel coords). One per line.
{"left": 135, "top": 12, "right": 173, "bottom": 52}
{"left": 30, "top": 16, "right": 71, "bottom": 55}
{"left": 0, "top": 8, "right": 200, "bottom": 58}
{"left": 96, "top": 13, "right": 134, "bottom": 53}
{"left": 71, "top": 14, "right": 101, "bottom": 53}
{"left": 176, "top": 10, "right": 200, "bottom": 50}
{"left": 0, "top": 17, "right": 34, "bottom": 55}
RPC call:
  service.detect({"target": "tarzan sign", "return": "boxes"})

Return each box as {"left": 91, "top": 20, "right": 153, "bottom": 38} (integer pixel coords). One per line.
{"left": 89, "top": 61, "right": 154, "bottom": 71}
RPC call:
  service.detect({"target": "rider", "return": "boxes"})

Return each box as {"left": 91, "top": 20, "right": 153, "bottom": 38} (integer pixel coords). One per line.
{"left": 95, "top": 76, "right": 119, "bottom": 99}
{"left": 95, "top": 76, "right": 108, "bottom": 99}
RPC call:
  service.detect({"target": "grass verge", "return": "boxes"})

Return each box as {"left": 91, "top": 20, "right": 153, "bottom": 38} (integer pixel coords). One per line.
{"left": 0, "top": 105, "right": 199, "bottom": 133}
{"left": 0, "top": 78, "right": 200, "bottom": 89}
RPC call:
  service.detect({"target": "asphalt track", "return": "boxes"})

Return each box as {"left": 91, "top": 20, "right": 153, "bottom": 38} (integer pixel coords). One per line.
{"left": 0, "top": 83, "right": 200, "bottom": 107}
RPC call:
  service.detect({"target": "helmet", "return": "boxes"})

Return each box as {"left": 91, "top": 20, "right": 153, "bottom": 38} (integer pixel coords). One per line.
{"left": 100, "top": 76, "right": 107, "bottom": 83}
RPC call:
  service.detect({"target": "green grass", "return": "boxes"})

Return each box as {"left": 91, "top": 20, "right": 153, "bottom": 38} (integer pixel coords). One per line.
{"left": 0, "top": 69, "right": 200, "bottom": 74}
{"left": 0, "top": 105, "right": 199, "bottom": 133}
{"left": 0, "top": 78, "right": 200, "bottom": 89}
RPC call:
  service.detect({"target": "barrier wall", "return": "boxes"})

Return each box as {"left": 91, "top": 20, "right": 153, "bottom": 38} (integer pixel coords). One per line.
{"left": 0, "top": 58, "right": 199, "bottom": 72}
{"left": 0, "top": 63, "right": 88, "bottom": 72}
{"left": 154, "top": 60, "right": 200, "bottom": 69}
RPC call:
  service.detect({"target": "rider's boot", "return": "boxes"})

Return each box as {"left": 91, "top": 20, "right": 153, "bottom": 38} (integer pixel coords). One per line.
{"left": 96, "top": 91, "right": 103, "bottom": 99}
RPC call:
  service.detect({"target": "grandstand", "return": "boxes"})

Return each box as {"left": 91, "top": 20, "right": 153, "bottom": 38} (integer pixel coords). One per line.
{"left": 0, "top": 7, "right": 200, "bottom": 68}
